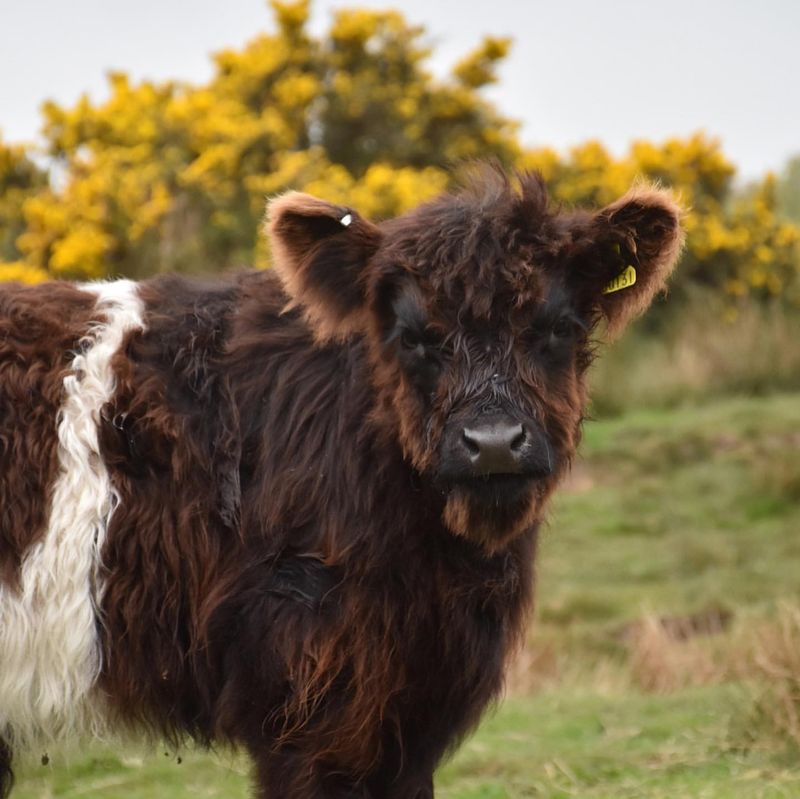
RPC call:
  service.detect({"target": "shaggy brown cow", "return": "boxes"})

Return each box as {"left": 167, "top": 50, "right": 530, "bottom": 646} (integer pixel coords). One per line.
{"left": 0, "top": 166, "right": 683, "bottom": 798}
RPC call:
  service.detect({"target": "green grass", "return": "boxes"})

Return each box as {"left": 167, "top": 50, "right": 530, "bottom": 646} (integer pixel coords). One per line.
{"left": 15, "top": 688, "right": 800, "bottom": 798}
{"left": 14, "top": 392, "right": 800, "bottom": 797}
{"left": 439, "top": 687, "right": 800, "bottom": 799}
{"left": 14, "top": 748, "right": 250, "bottom": 799}
{"left": 539, "top": 394, "right": 800, "bottom": 640}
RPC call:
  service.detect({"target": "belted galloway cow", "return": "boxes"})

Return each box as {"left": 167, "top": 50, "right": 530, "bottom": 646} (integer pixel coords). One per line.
{"left": 0, "top": 166, "right": 682, "bottom": 797}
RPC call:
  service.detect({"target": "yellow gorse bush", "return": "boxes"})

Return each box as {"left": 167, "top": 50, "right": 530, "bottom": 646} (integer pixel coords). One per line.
{"left": 0, "top": 0, "right": 797, "bottom": 307}
{"left": 2, "top": 1, "right": 518, "bottom": 280}
{"left": 524, "top": 134, "right": 800, "bottom": 306}
{"left": 0, "top": 261, "right": 49, "bottom": 285}
{"left": 0, "top": 134, "right": 48, "bottom": 281}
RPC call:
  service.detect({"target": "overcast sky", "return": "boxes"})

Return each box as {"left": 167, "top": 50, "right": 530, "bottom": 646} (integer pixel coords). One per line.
{"left": 0, "top": 0, "right": 797, "bottom": 179}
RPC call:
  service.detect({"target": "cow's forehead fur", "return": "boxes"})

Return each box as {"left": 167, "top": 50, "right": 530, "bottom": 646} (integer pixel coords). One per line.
{"left": 377, "top": 169, "right": 572, "bottom": 322}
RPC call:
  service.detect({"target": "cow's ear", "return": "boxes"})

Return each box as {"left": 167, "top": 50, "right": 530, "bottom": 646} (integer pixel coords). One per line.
{"left": 266, "top": 192, "right": 383, "bottom": 340}
{"left": 570, "top": 187, "right": 684, "bottom": 337}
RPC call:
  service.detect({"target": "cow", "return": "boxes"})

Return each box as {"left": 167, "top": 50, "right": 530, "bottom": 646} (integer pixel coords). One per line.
{"left": 0, "top": 166, "right": 683, "bottom": 798}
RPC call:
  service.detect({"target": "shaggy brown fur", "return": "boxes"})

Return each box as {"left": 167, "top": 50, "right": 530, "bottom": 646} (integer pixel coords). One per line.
{"left": 0, "top": 166, "right": 682, "bottom": 798}
{"left": 0, "top": 282, "right": 99, "bottom": 585}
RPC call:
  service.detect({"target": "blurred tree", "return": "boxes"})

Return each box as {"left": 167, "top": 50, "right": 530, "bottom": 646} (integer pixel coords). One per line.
{"left": 523, "top": 133, "right": 800, "bottom": 308}
{"left": 319, "top": 10, "right": 516, "bottom": 174}
{"left": 10, "top": 0, "right": 518, "bottom": 279}
{"left": 0, "top": 134, "right": 48, "bottom": 282}
{"left": 0, "top": 0, "right": 798, "bottom": 307}
{"left": 776, "top": 154, "right": 800, "bottom": 223}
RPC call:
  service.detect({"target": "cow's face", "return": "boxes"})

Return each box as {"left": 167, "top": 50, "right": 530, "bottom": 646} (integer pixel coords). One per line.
{"left": 268, "top": 168, "right": 683, "bottom": 552}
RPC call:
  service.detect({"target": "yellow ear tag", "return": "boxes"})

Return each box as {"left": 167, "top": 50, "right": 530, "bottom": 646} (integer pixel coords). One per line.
{"left": 602, "top": 264, "right": 637, "bottom": 294}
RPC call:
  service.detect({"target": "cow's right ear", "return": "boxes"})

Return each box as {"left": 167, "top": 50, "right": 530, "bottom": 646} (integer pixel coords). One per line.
{"left": 266, "top": 192, "right": 383, "bottom": 341}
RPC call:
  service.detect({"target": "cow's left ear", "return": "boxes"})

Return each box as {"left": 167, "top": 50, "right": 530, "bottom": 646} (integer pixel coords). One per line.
{"left": 267, "top": 192, "right": 383, "bottom": 340}
{"left": 570, "top": 187, "right": 685, "bottom": 336}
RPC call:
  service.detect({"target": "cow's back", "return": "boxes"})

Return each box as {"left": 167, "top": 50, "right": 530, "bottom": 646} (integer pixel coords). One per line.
{"left": 94, "top": 273, "right": 246, "bottom": 740}
{"left": 0, "top": 279, "right": 147, "bottom": 747}
{"left": 0, "top": 273, "right": 251, "bottom": 749}
{"left": 0, "top": 269, "right": 312, "bottom": 749}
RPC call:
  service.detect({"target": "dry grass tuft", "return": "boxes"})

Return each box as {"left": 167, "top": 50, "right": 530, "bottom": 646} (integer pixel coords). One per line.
{"left": 591, "top": 298, "right": 800, "bottom": 414}
{"left": 748, "top": 603, "right": 800, "bottom": 748}
{"left": 508, "top": 604, "right": 800, "bottom": 711}
{"left": 626, "top": 614, "right": 730, "bottom": 693}
{"left": 505, "top": 637, "right": 563, "bottom": 695}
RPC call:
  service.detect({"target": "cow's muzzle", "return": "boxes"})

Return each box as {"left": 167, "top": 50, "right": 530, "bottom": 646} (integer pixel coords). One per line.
{"left": 438, "top": 412, "right": 554, "bottom": 484}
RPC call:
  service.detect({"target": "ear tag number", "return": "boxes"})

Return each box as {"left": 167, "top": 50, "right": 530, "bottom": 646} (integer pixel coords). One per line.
{"left": 602, "top": 265, "right": 637, "bottom": 294}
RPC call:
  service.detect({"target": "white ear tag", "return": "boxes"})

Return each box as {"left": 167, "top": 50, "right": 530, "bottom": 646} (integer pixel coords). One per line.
{"left": 340, "top": 213, "right": 353, "bottom": 227}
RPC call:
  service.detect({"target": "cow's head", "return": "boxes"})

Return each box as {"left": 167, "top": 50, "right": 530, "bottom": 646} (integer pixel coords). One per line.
{"left": 268, "top": 167, "right": 683, "bottom": 553}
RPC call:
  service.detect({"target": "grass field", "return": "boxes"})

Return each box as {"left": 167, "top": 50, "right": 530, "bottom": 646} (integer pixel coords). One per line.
{"left": 14, "top": 392, "right": 800, "bottom": 797}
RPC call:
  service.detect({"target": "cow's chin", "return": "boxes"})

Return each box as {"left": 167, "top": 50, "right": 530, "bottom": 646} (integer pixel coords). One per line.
{"left": 441, "top": 476, "right": 541, "bottom": 554}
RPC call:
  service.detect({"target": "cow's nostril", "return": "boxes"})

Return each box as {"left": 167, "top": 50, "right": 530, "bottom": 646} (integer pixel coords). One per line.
{"left": 510, "top": 425, "right": 526, "bottom": 453}
{"left": 461, "top": 430, "right": 480, "bottom": 457}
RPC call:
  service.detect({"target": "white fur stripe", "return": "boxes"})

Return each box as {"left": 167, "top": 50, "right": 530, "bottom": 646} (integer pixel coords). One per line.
{"left": 0, "top": 280, "right": 145, "bottom": 748}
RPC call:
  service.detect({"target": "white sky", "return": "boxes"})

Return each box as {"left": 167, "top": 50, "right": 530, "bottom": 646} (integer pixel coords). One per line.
{"left": 0, "top": 0, "right": 797, "bottom": 179}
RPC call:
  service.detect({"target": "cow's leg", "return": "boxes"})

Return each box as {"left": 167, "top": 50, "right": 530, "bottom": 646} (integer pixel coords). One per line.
{"left": 251, "top": 746, "right": 372, "bottom": 799}
{"left": 250, "top": 742, "right": 435, "bottom": 799}
{"left": 371, "top": 764, "right": 434, "bottom": 799}
{"left": 251, "top": 746, "right": 327, "bottom": 799}
{"left": 361, "top": 737, "right": 435, "bottom": 799}
{"left": 0, "top": 736, "right": 13, "bottom": 799}
{"left": 394, "top": 774, "right": 433, "bottom": 799}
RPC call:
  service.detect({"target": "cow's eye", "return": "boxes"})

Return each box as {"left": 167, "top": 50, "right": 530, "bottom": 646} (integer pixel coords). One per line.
{"left": 399, "top": 328, "right": 423, "bottom": 351}
{"left": 551, "top": 317, "right": 574, "bottom": 339}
